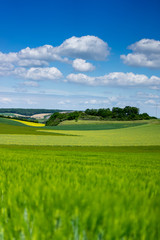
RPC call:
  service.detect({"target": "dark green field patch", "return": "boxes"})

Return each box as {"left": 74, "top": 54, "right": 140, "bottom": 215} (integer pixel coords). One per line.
{"left": 0, "top": 117, "right": 27, "bottom": 126}
{"left": 45, "top": 122, "right": 147, "bottom": 131}
{"left": 0, "top": 117, "right": 148, "bottom": 135}
{"left": 0, "top": 122, "right": 70, "bottom": 136}
{"left": 1, "top": 144, "right": 160, "bottom": 153}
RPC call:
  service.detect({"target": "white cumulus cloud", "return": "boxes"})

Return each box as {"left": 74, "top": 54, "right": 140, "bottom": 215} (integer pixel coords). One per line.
{"left": 121, "top": 39, "right": 160, "bottom": 68}
{"left": 14, "top": 67, "right": 63, "bottom": 81}
{"left": 18, "top": 45, "right": 67, "bottom": 63}
{"left": 66, "top": 72, "right": 160, "bottom": 87}
{"left": 0, "top": 52, "right": 18, "bottom": 63}
{"left": 17, "top": 59, "right": 49, "bottom": 67}
{"left": 67, "top": 73, "right": 96, "bottom": 85}
{"left": 0, "top": 63, "right": 14, "bottom": 76}
{"left": 55, "top": 35, "right": 110, "bottom": 60}
{"left": 72, "top": 58, "right": 95, "bottom": 72}
{"left": 0, "top": 36, "right": 109, "bottom": 80}
{"left": 0, "top": 36, "right": 109, "bottom": 69}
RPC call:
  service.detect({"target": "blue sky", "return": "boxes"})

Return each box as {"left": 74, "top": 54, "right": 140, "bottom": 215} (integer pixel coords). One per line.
{"left": 0, "top": 0, "right": 160, "bottom": 116}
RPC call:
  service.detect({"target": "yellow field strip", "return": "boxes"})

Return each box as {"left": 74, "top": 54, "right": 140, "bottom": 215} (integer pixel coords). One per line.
{"left": 12, "top": 119, "right": 45, "bottom": 127}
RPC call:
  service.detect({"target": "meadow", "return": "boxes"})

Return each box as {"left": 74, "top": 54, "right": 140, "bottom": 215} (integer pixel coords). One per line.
{"left": 0, "top": 118, "right": 160, "bottom": 239}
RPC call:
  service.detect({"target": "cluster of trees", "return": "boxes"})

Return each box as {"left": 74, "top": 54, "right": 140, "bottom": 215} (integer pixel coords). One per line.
{"left": 85, "top": 106, "right": 155, "bottom": 120}
{"left": 46, "top": 111, "right": 80, "bottom": 126}
{"left": 46, "top": 106, "right": 156, "bottom": 126}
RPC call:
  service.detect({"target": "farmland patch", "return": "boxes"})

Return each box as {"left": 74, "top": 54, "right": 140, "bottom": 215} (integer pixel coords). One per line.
{"left": 0, "top": 145, "right": 159, "bottom": 239}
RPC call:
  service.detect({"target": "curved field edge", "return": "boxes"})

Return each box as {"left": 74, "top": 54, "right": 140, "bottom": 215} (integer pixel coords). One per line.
{"left": 0, "top": 117, "right": 45, "bottom": 127}
{"left": 0, "top": 117, "right": 28, "bottom": 126}
{"left": 0, "top": 119, "right": 73, "bottom": 136}
{"left": 0, "top": 123, "right": 73, "bottom": 136}
{"left": 0, "top": 124, "right": 160, "bottom": 146}
{"left": 1, "top": 117, "right": 151, "bottom": 130}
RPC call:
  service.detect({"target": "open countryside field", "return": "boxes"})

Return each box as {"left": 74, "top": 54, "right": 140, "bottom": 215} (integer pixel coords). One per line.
{"left": 0, "top": 118, "right": 160, "bottom": 146}
{"left": 0, "top": 117, "right": 160, "bottom": 239}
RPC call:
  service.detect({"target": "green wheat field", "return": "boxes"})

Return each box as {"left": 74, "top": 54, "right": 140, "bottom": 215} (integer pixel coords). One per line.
{"left": 0, "top": 118, "right": 160, "bottom": 239}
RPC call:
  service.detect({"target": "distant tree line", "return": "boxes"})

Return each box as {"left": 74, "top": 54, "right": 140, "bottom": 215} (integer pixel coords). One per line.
{"left": 84, "top": 106, "right": 155, "bottom": 120}
{"left": 0, "top": 108, "right": 70, "bottom": 116}
{"left": 46, "top": 106, "right": 156, "bottom": 126}
{"left": 0, "top": 115, "right": 39, "bottom": 123}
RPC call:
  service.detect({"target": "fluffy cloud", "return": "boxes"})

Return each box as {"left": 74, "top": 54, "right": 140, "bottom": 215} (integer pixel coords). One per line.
{"left": 14, "top": 67, "right": 63, "bottom": 80}
{"left": 67, "top": 73, "right": 96, "bottom": 85}
{"left": 0, "top": 63, "right": 14, "bottom": 76}
{"left": 121, "top": 39, "right": 160, "bottom": 68}
{"left": 17, "top": 59, "right": 49, "bottom": 67}
{"left": 18, "top": 35, "right": 109, "bottom": 62}
{"left": 0, "top": 45, "right": 68, "bottom": 68}
{"left": 0, "top": 36, "right": 109, "bottom": 69}
{"left": 72, "top": 58, "right": 95, "bottom": 72}
{"left": 0, "top": 36, "right": 109, "bottom": 79}
{"left": 128, "top": 39, "right": 160, "bottom": 53}
{"left": 18, "top": 45, "right": 67, "bottom": 63}
{"left": 55, "top": 35, "right": 110, "bottom": 60}
{"left": 0, "top": 52, "right": 18, "bottom": 63}
{"left": 66, "top": 72, "right": 160, "bottom": 87}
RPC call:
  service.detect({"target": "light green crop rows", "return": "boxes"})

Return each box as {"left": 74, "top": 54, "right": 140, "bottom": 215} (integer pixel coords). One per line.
{"left": 0, "top": 123, "right": 160, "bottom": 146}
{"left": 0, "top": 119, "right": 160, "bottom": 239}
{"left": 0, "top": 145, "right": 160, "bottom": 240}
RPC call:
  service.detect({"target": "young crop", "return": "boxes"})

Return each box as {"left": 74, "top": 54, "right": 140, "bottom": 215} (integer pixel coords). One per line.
{"left": 0, "top": 145, "right": 160, "bottom": 239}
{"left": 0, "top": 123, "right": 160, "bottom": 146}
{"left": 0, "top": 119, "right": 160, "bottom": 239}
